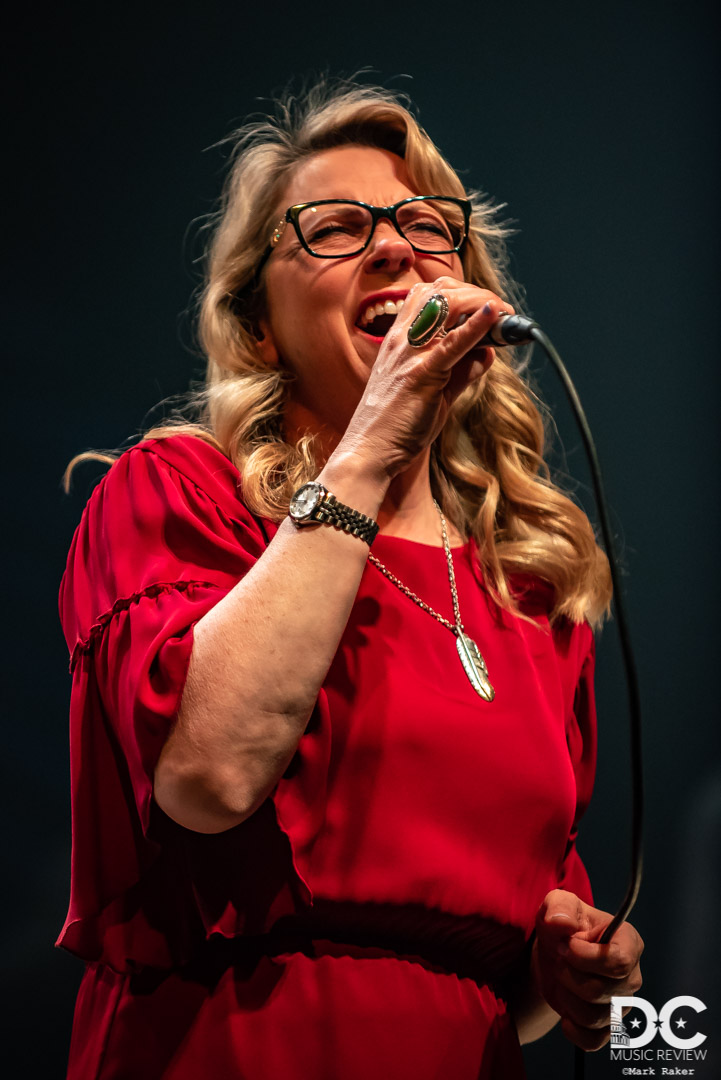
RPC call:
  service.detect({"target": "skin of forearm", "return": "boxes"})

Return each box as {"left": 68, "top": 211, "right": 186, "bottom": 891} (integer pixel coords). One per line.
{"left": 153, "top": 450, "right": 389, "bottom": 833}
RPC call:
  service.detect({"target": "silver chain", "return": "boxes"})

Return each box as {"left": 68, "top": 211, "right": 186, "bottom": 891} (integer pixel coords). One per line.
{"left": 367, "top": 500, "right": 465, "bottom": 637}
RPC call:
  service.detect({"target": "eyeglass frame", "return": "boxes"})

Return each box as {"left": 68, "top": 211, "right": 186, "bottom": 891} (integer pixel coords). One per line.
{"left": 267, "top": 195, "right": 472, "bottom": 261}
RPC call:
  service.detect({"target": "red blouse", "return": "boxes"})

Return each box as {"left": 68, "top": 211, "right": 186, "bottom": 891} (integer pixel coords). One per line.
{"left": 59, "top": 435, "right": 597, "bottom": 1079}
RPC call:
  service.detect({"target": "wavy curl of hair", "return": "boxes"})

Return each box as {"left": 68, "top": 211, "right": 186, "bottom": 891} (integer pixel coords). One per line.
{"left": 69, "top": 77, "right": 611, "bottom": 626}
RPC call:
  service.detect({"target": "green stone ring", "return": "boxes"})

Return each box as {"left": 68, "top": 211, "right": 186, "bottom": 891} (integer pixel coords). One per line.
{"left": 407, "top": 293, "right": 450, "bottom": 348}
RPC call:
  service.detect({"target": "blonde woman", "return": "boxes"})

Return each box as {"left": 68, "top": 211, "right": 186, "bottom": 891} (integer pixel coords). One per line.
{"left": 60, "top": 82, "right": 643, "bottom": 1079}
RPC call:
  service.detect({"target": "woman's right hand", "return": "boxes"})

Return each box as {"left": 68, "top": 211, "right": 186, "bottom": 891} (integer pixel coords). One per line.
{"left": 339, "top": 276, "right": 513, "bottom": 481}
{"left": 155, "top": 281, "right": 513, "bottom": 833}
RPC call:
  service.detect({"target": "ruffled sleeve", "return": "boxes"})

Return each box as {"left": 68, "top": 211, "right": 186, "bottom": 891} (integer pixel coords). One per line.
{"left": 58, "top": 436, "right": 312, "bottom": 972}
{"left": 556, "top": 623, "right": 597, "bottom": 905}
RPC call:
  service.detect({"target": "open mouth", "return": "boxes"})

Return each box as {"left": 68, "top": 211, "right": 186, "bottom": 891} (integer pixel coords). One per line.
{"left": 356, "top": 297, "right": 406, "bottom": 339}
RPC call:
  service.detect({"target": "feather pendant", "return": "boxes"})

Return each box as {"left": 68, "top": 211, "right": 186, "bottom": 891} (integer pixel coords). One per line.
{"left": 456, "top": 632, "right": 495, "bottom": 702}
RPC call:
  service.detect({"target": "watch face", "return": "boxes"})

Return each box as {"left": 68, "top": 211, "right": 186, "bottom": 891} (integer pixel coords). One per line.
{"left": 289, "top": 482, "right": 323, "bottom": 520}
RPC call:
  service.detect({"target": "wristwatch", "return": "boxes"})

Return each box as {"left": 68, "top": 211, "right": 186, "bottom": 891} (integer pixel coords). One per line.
{"left": 288, "top": 482, "right": 379, "bottom": 546}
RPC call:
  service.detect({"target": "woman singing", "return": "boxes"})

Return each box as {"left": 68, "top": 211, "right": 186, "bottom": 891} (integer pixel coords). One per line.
{"left": 59, "top": 80, "right": 643, "bottom": 1079}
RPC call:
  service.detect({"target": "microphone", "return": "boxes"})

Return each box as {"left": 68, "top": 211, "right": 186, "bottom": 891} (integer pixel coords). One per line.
{"left": 479, "top": 313, "right": 539, "bottom": 347}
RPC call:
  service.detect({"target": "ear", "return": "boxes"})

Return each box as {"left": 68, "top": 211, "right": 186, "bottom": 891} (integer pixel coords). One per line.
{"left": 254, "top": 317, "right": 280, "bottom": 368}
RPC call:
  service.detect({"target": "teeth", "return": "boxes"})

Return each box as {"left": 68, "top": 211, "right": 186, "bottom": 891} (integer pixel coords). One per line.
{"left": 361, "top": 298, "right": 405, "bottom": 326}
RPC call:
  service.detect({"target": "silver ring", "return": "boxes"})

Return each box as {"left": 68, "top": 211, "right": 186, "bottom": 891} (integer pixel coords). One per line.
{"left": 407, "top": 294, "right": 450, "bottom": 348}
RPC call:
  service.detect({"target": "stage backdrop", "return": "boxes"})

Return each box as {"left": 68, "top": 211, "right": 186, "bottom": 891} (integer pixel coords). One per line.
{"left": 5, "top": 2, "right": 719, "bottom": 1077}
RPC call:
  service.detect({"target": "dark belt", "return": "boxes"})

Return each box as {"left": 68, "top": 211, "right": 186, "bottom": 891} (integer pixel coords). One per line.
{"left": 130, "top": 902, "right": 531, "bottom": 1000}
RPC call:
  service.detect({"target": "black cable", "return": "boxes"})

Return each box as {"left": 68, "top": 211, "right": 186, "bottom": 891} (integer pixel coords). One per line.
{"left": 528, "top": 328, "right": 644, "bottom": 1080}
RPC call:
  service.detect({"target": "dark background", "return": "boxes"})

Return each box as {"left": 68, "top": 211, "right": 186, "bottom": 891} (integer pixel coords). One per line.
{"left": 6, "top": 2, "right": 719, "bottom": 1076}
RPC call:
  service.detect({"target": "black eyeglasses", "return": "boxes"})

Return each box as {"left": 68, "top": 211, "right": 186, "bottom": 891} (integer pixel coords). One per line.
{"left": 268, "top": 196, "right": 471, "bottom": 260}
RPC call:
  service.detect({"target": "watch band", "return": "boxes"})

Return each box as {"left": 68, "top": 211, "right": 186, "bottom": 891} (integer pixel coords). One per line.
{"left": 289, "top": 482, "right": 379, "bottom": 546}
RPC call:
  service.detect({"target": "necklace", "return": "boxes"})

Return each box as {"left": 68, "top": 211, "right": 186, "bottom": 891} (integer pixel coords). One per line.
{"left": 368, "top": 500, "right": 495, "bottom": 702}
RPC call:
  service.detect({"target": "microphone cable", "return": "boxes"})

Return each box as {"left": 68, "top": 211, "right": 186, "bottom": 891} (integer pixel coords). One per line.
{"left": 494, "top": 316, "right": 644, "bottom": 1080}
{"left": 533, "top": 325, "right": 644, "bottom": 1080}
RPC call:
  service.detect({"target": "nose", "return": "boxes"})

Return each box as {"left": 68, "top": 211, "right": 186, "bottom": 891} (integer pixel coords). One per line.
{"left": 362, "top": 218, "right": 416, "bottom": 275}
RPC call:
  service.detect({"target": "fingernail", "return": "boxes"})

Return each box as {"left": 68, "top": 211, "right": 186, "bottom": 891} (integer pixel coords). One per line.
{"left": 558, "top": 940, "right": 570, "bottom": 957}
{"left": 482, "top": 302, "right": 492, "bottom": 315}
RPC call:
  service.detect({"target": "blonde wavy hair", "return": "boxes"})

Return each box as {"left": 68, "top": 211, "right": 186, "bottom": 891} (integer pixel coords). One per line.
{"left": 71, "top": 78, "right": 611, "bottom": 626}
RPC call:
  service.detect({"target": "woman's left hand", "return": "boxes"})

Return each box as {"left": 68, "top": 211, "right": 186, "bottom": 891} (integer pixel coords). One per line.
{"left": 532, "top": 889, "right": 644, "bottom": 1051}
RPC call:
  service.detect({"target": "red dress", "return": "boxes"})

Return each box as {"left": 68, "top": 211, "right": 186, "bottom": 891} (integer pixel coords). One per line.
{"left": 59, "top": 435, "right": 597, "bottom": 1079}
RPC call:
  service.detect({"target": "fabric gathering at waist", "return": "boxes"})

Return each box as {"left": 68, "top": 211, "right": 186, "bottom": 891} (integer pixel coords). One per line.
{"left": 137, "top": 901, "right": 531, "bottom": 998}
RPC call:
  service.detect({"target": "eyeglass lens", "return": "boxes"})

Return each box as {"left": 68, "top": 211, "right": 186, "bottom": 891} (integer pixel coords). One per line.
{"left": 297, "top": 199, "right": 465, "bottom": 255}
